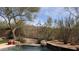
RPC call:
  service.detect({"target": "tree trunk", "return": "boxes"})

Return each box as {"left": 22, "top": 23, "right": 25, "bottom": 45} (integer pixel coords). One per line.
{"left": 12, "top": 28, "right": 17, "bottom": 40}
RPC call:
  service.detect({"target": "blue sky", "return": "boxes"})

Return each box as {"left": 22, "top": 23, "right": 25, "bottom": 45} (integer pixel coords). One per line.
{"left": 27, "top": 7, "right": 70, "bottom": 26}
{"left": 0, "top": 7, "right": 71, "bottom": 27}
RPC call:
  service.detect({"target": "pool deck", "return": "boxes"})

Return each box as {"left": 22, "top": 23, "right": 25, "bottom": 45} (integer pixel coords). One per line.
{"left": 0, "top": 43, "right": 15, "bottom": 49}
{"left": 16, "top": 44, "right": 41, "bottom": 46}
{"left": 47, "top": 41, "right": 79, "bottom": 50}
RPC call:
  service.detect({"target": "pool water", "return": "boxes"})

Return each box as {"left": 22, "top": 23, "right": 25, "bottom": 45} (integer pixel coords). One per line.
{"left": 0, "top": 45, "right": 52, "bottom": 51}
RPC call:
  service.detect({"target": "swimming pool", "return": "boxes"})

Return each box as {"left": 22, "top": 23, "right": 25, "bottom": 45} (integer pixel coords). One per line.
{"left": 0, "top": 45, "right": 52, "bottom": 51}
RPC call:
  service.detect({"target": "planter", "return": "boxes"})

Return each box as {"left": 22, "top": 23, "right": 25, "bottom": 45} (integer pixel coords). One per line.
{"left": 8, "top": 40, "right": 15, "bottom": 45}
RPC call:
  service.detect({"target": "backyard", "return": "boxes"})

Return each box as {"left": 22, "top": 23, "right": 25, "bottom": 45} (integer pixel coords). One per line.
{"left": 0, "top": 7, "right": 79, "bottom": 51}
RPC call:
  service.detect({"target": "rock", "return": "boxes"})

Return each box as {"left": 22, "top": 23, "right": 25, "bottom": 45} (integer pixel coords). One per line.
{"left": 41, "top": 40, "right": 47, "bottom": 46}
{"left": 15, "top": 41, "right": 21, "bottom": 45}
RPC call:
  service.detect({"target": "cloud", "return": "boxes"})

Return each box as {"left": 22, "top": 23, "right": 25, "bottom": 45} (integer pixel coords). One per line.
{"left": 31, "top": 7, "right": 66, "bottom": 25}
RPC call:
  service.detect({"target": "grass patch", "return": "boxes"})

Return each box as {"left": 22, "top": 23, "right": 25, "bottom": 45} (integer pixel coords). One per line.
{"left": 0, "top": 40, "right": 7, "bottom": 44}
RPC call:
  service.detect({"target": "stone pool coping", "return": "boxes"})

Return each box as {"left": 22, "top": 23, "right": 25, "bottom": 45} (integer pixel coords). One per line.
{"left": 47, "top": 41, "right": 79, "bottom": 50}
{"left": 0, "top": 43, "right": 15, "bottom": 49}
{"left": 16, "top": 44, "right": 40, "bottom": 46}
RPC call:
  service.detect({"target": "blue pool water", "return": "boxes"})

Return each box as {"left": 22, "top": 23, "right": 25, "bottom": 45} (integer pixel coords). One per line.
{"left": 0, "top": 45, "right": 51, "bottom": 51}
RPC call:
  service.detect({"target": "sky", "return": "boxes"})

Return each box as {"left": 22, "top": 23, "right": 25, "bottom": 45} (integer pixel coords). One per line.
{"left": 27, "top": 7, "right": 70, "bottom": 26}
{"left": 0, "top": 7, "right": 71, "bottom": 27}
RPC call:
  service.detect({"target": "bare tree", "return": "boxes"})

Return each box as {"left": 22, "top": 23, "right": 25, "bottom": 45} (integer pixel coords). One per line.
{"left": 64, "top": 7, "right": 79, "bottom": 45}
{"left": 38, "top": 16, "right": 53, "bottom": 41}
{"left": 0, "top": 7, "right": 40, "bottom": 39}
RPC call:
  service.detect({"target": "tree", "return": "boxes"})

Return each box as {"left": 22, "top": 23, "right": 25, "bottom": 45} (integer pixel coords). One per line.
{"left": 56, "top": 17, "right": 73, "bottom": 44}
{"left": 44, "top": 16, "right": 52, "bottom": 27}
{"left": 64, "top": 7, "right": 79, "bottom": 45}
{"left": 38, "top": 16, "right": 53, "bottom": 41}
{"left": 0, "top": 7, "right": 40, "bottom": 28}
{"left": 65, "top": 7, "right": 79, "bottom": 24}
{"left": 0, "top": 7, "right": 40, "bottom": 39}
